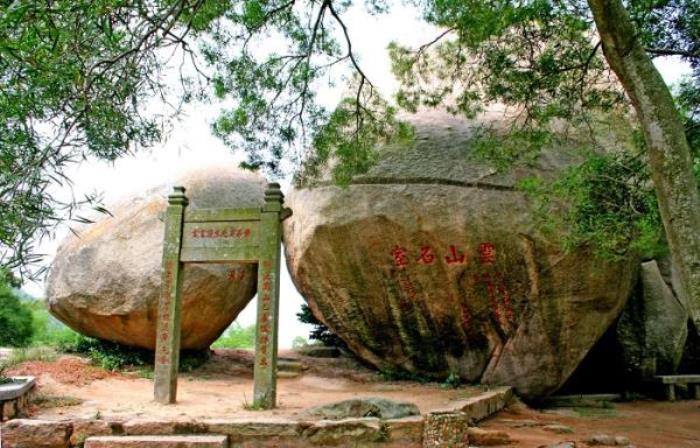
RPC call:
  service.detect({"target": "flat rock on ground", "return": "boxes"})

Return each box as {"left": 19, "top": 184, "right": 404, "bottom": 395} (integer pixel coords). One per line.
{"left": 302, "top": 397, "right": 420, "bottom": 420}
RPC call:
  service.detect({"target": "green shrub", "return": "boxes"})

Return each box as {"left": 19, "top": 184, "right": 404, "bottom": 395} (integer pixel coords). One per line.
{"left": 26, "top": 300, "right": 81, "bottom": 348}
{"left": 291, "top": 336, "right": 308, "bottom": 349}
{"left": 62, "top": 335, "right": 152, "bottom": 371}
{"left": 297, "top": 304, "right": 346, "bottom": 348}
{"left": 212, "top": 322, "right": 256, "bottom": 349}
{"left": 4, "top": 346, "right": 58, "bottom": 367}
{"left": 378, "top": 368, "right": 432, "bottom": 384}
{"left": 0, "top": 280, "right": 34, "bottom": 347}
{"left": 0, "top": 366, "right": 11, "bottom": 384}
{"left": 63, "top": 334, "right": 208, "bottom": 372}
{"left": 440, "top": 371, "right": 462, "bottom": 389}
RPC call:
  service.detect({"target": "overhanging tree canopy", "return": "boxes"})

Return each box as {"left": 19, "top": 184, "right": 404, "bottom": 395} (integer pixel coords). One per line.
{"left": 1, "top": 1, "right": 698, "bottom": 326}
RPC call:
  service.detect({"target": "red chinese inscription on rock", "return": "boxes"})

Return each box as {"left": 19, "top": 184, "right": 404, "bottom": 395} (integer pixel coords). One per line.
{"left": 417, "top": 246, "right": 436, "bottom": 264}
{"left": 479, "top": 242, "right": 496, "bottom": 265}
{"left": 227, "top": 267, "right": 246, "bottom": 281}
{"left": 474, "top": 272, "right": 514, "bottom": 326}
{"left": 391, "top": 245, "right": 409, "bottom": 269}
{"left": 445, "top": 245, "right": 466, "bottom": 265}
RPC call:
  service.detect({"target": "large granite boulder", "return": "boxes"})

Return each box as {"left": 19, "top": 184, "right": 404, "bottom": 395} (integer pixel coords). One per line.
{"left": 283, "top": 110, "right": 638, "bottom": 398}
{"left": 47, "top": 167, "right": 265, "bottom": 350}
{"left": 617, "top": 260, "right": 689, "bottom": 381}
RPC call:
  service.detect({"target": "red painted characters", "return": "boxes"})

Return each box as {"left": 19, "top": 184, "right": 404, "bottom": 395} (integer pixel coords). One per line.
{"left": 479, "top": 242, "right": 496, "bottom": 265}
{"left": 257, "top": 260, "right": 274, "bottom": 368}
{"left": 156, "top": 260, "right": 175, "bottom": 366}
{"left": 389, "top": 242, "right": 498, "bottom": 268}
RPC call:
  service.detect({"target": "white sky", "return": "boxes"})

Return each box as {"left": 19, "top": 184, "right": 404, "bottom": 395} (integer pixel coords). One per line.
{"left": 21, "top": 5, "right": 693, "bottom": 348}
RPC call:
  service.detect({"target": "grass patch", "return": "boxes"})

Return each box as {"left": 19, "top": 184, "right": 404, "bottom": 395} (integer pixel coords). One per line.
{"left": 62, "top": 335, "right": 210, "bottom": 372}
{"left": 379, "top": 368, "right": 433, "bottom": 384}
{"left": 2, "top": 346, "right": 59, "bottom": 368}
{"left": 31, "top": 393, "right": 83, "bottom": 409}
{"left": 61, "top": 336, "right": 153, "bottom": 371}
{"left": 212, "top": 322, "right": 256, "bottom": 349}
{"left": 440, "top": 371, "right": 462, "bottom": 389}
{"left": 0, "top": 366, "right": 12, "bottom": 384}
{"left": 26, "top": 300, "right": 82, "bottom": 349}
{"left": 572, "top": 405, "right": 618, "bottom": 418}
{"left": 242, "top": 392, "right": 271, "bottom": 411}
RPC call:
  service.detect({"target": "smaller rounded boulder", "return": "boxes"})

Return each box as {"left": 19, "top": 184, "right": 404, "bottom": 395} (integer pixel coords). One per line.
{"left": 47, "top": 167, "right": 266, "bottom": 350}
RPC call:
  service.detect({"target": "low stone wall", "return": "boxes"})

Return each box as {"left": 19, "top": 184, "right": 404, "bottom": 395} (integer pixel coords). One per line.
{"left": 0, "top": 387, "right": 512, "bottom": 448}
{"left": 0, "top": 377, "right": 35, "bottom": 422}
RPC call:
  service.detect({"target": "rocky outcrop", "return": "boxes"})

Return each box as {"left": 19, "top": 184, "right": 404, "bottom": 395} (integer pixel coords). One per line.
{"left": 283, "top": 110, "right": 638, "bottom": 398}
{"left": 47, "top": 167, "right": 265, "bottom": 350}
{"left": 303, "top": 398, "right": 420, "bottom": 420}
{"left": 617, "top": 260, "right": 688, "bottom": 381}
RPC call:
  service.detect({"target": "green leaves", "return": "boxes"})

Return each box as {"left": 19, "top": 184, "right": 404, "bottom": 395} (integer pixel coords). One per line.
{"left": 519, "top": 148, "right": 667, "bottom": 260}
{"left": 0, "top": 0, "right": 203, "bottom": 278}
{"left": 4, "top": 0, "right": 699, "bottom": 278}
{"left": 299, "top": 88, "right": 414, "bottom": 186}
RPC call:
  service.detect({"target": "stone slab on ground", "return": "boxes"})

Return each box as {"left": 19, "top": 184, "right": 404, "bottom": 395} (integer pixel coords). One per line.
{"left": 122, "top": 418, "right": 208, "bottom": 435}
{"left": 384, "top": 416, "right": 424, "bottom": 443}
{"left": 438, "top": 386, "right": 513, "bottom": 423}
{"left": 70, "top": 419, "right": 120, "bottom": 446}
{"left": 203, "top": 418, "right": 301, "bottom": 441}
{"left": 84, "top": 435, "right": 228, "bottom": 448}
{"left": 1, "top": 419, "right": 71, "bottom": 448}
{"left": 303, "top": 397, "right": 420, "bottom": 420}
{"left": 0, "top": 387, "right": 511, "bottom": 447}
{"left": 302, "top": 417, "right": 385, "bottom": 446}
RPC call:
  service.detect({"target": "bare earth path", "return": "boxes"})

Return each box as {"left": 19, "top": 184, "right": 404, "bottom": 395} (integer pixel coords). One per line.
{"left": 8, "top": 349, "right": 480, "bottom": 420}
{"left": 481, "top": 399, "right": 700, "bottom": 447}
{"left": 6, "top": 348, "right": 700, "bottom": 447}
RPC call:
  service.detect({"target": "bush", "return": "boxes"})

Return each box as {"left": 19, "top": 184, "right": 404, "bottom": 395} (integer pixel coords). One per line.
{"left": 297, "top": 304, "right": 346, "bottom": 348}
{"left": 4, "top": 346, "right": 58, "bottom": 368}
{"left": 63, "top": 334, "right": 209, "bottom": 372}
{"left": 0, "top": 365, "right": 11, "bottom": 384}
{"left": 212, "top": 322, "right": 256, "bottom": 349}
{"left": 0, "top": 280, "right": 34, "bottom": 347}
{"left": 26, "top": 300, "right": 81, "bottom": 348}
{"left": 291, "top": 336, "right": 308, "bottom": 349}
{"left": 62, "top": 335, "right": 153, "bottom": 371}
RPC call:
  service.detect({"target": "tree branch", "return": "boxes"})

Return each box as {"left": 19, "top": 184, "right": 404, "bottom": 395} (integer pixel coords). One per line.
{"left": 646, "top": 47, "right": 700, "bottom": 59}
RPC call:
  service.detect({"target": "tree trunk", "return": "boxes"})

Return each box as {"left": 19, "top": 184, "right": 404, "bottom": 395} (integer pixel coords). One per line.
{"left": 588, "top": 0, "right": 700, "bottom": 334}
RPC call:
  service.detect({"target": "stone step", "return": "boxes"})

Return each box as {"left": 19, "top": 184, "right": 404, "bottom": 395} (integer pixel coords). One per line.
{"left": 84, "top": 435, "right": 228, "bottom": 448}
{"left": 277, "top": 359, "right": 304, "bottom": 372}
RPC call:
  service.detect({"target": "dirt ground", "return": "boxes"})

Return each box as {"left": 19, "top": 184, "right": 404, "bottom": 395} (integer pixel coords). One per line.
{"left": 481, "top": 400, "right": 700, "bottom": 448}
{"left": 7, "top": 349, "right": 482, "bottom": 420}
{"left": 7, "top": 348, "right": 700, "bottom": 447}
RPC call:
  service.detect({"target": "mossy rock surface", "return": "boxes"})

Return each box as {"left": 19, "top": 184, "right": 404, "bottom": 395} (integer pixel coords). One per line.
{"left": 303, "top": 397, "right": 420, "bottom": 420}
{"left": 283, "top": 110, "right": 639, "bottom": 399}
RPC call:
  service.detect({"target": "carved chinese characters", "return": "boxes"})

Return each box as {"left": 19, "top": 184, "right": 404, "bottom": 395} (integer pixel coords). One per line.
{"left": 389, "top": 242, "right": 515, "bottom": 333}
{"left": 390, "top": 243, "right": 496, "bottom": 269}
{"left": 190, "top": 226, "right": 252, "bottom": 239}
{"left": 257, "top": 260, "right": 274, "bottom": 368}
{"left": 155, "top": 260, "right": 174, "bottom": 367}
